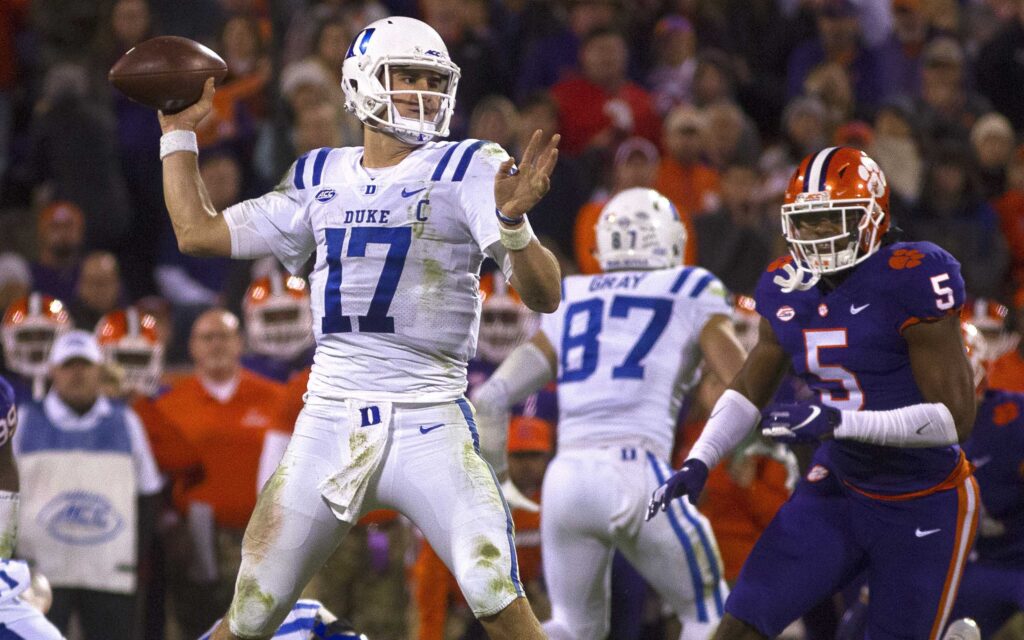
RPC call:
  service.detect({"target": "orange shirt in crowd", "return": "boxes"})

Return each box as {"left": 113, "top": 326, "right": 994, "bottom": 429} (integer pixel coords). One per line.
{"left": 700, "top": 458, "right": 790, "bottom": 582}
{"left": 132, "top": 394, "right": 204, "bottom": 486}
{"left": 988, "top": 349, "right": 1024, "bottom": 393}
{"left": 573, "top": 198, "right": 698, "bottom": 274}
{"left": 412, "top": 502, "right": 541, "bottom": 640}
{"left": 154, "top": 370, "right": 286, "bottom": 530}
{"left": 654, "top": 158, "right": 720, "bottom": 218}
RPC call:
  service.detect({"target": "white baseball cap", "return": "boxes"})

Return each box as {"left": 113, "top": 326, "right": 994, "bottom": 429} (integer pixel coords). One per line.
{"left": 49, "top": 330, "right": 102, "bottom": 367}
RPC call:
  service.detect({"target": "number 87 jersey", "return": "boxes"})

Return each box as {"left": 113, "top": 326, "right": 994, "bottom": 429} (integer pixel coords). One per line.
{"left": 222, "top": 140, "right": 514, "bottom": 403}
{"left": 755, "top": 240, "right": 967, "bottom": 494}
{"left": 540, "top": 265, "right": 732, "bottom": 461}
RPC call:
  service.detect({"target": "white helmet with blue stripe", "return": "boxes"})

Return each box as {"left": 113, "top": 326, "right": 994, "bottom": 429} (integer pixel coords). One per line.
{"left": 595, "top": 188, "right": 687, "bottom": 272}
{"left": 341, "top": 16, "right": 461, "bottom": 145}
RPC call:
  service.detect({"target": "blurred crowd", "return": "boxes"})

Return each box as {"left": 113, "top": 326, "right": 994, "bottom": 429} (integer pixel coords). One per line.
{"left": 2, "top": 0, "right": 1024, "bottom": 638}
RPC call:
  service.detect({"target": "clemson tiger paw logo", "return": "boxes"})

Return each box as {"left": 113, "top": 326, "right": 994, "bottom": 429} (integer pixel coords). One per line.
{"left": 888, "top": 249, "right": 923, "bottom": 270}
{"left": 857, "top": 156, "right": 887, "bottom": 198}
{"left": 767, "top": 255, "right": 793, "bottom": 272}
{"left": 994, "top": 401, "right": 1020, "bottom": 426}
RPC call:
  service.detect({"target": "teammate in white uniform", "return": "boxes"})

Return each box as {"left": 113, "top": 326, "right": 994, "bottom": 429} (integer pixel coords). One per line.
{"left": 157, "top": 15, "right": 560, "bottom": 640}
{"left": 0, "top": 375, "right": 64, "bottom": 638}
{"left": 472, "top": 188, "right": 746, "bottom": 639}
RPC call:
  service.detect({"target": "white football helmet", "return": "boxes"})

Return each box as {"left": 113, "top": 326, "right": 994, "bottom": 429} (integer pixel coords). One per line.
{"left": 595, "top": 188, "right": 686, "bottom": 272}
{"left": 95, "top": 307, "right": 164, "bottom": 396}
{"left": 477, "top": 273, "right": 538, "bottom": 364}
{"left": 341, "top": 16, "right": 461, "bottom": 145}
{"left": 2, "top": 293, "right": 71, "bottom": 379}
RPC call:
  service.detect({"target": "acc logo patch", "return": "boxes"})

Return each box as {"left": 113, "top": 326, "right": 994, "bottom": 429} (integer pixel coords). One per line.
{"left": 38, "top": 491, "right": 124, "bottom": 545}
{"left": 776, "top": 306, "right": 795, "bottom": 321}
{"left": 315, "top": 189, "right": 337, "bottom": 203}
{"left": 806, "top": 465, "right": 830, "bottom": 482}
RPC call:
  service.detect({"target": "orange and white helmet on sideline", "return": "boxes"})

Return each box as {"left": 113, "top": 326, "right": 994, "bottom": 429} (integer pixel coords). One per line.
{"left": 733, "top": 295, "right": 760, "bottom": 353}
{"left": 477, "top": 273, "right": 538, "bottom": 364}
{"left": 2, "top": 293, "right": 71, "bottom": 378}
{"left": 782, "top": 146, "right": 891, "bottom": 276}
{"left": 95, "top": 307, "right": 164, "bottom": 396}
{"left": 961, "top": 321, "right": 990, "bottom": 393}
{"left": 243, "top": 270, "right": 313, "bottom": 360}
{"left": 962, "top": 298, "right": 1018, "bottom": 360}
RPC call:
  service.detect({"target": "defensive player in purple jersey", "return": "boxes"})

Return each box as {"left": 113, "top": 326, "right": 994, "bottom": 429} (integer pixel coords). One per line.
{"left": 950, "top": 323, "right": 1024, "bottom": 636}
{"left": 649, "top": 146, "right": 979, "bottom": 640}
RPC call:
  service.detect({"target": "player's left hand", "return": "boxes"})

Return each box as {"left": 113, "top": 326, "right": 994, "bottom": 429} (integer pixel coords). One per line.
{"left": 646, "top": 458, "right": 708, "bottom": 521}
{"left": 761, "top": 402, "right": 841, "bottom": 444}
{"left": 494, "top": 129, "right": 560, "bottom": 220}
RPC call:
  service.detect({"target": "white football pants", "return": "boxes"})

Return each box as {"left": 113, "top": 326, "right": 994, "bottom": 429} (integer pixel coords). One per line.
{"left": 541, "top": 447, "right": 728, "bottom": 640}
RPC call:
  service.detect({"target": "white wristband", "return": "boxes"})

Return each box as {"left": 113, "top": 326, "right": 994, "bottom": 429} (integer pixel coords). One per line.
{"left": 160, "top": 130, "right": 198, "bottom": 160}
{"left": 499, "top": 216, "right": 535, "bottom": 251}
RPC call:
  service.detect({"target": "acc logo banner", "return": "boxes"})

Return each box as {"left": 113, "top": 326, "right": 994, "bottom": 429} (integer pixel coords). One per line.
{"left": 315, "top": 189, "right": 337, "bottom": 203}
{"left": 38, "top": 491, "right": 124, "bottom": 545}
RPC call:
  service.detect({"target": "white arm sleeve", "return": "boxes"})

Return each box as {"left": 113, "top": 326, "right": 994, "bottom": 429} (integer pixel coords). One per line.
{"left": 688, "top": 389, "right": 762, "bottom": 469}
{"left": 223, "top": 205, "right": 274, "bottom": 259}
{"left": 469, "top": 341, "right": 555, "bottom": 476}
{"left": 834, "top": 402, "right": 958, "bottom": 448}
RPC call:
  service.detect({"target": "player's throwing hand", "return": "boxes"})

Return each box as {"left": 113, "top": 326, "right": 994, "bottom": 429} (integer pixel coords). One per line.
{"left": 157, "top": 77, "right": 216, "bottom": 134}
{"left": 646, "top": 458, "right": 709, "bottom": 520}
{"left": 494, "top": 129, "right": 560, "bottom": 220}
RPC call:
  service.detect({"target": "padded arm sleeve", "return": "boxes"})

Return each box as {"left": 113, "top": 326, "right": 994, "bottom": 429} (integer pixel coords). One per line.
{"left": 688, "top": 389, "right": 762, "bottom": 469}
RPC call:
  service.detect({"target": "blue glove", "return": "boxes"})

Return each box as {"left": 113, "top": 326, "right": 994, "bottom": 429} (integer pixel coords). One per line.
{"left": 646, "top": 459, "right": 708, "bottom": 521}
{"left": 761, "top": 402, "right": 841, "bottom": 444}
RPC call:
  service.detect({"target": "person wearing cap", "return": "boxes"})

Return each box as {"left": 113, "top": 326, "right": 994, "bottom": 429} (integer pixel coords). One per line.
{"left": 27, "top": 201, "right": 85, "bottom": 305}
{"left": 970, "top": 112, "right": 1015, "bottom": 199}
{"left": 647, "top": 15, "right": 698, "bottom": 117}
{"left": 11, "top": 330, "right": 163, "bottom": 640}
{"left": 574, "top": 137, "right": 698, "bottom": 274}
{"left": 655, "top": 105, "right": 721, "bottom": 218}
{"left": 413, "top": 415, "right": 554, "bottom": 640}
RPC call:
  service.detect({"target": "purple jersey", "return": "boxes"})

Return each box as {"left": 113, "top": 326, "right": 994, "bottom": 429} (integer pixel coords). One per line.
{"left": 755, "top": 242, "right": 966, "bottom": 494}
{"left": 467, "top": 359, "right": 558, "bottom": 425}
{"left": 962, "top": 388, "right": 1024, "bottom": 568}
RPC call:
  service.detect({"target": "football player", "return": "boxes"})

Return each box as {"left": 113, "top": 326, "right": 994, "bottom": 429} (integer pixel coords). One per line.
{"left": 157, "top": 16, "right": 560, "bottom": 640}
{"left": 474, "top": 187, "right": 743, "bottom": 639}
{"left": 949, "top": 322, "right": 1024, "bottom": 636}
{"left": 649, "top": 147, "right": 979, "bottom": 640}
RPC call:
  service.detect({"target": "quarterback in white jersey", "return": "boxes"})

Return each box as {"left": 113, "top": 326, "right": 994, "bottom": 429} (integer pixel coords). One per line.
{"left": 158, "top": 15, "right": 560, "bottom": 640}
{"left": 472, "top": 188, "right": 747, "bottom": 640}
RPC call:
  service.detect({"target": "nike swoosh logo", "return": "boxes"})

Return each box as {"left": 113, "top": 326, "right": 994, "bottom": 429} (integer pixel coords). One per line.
{"left": 915, "top": 527, "right": 941, "bottom": 538}
{"left": 915, "top": 422, "right": 931, "bottom": 435}
{"left": 850, "top": 303, "right": 870, "bottom": 314}
{"left": 401, "top": 187, "right": 427, "bottom": 197}
{"left": 793, "top": 406, "right": 821, "bottom": 431}
{"left": 973, "top": 455, "right": 993, "bottom": 468}
{"left": 419, "top": 423, "right": 444, "bottom": 434}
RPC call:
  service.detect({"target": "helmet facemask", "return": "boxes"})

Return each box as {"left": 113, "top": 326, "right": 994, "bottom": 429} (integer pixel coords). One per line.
{"left": 477, "top": 298, "right": 538, "bottom": 363}
{"left": 781, "top": 197, "right": 885, "bottom": 276}
{"left": 4, "top": 324, "right": 61, "bottom": 378}
{"left": 105, "top": 340, "right": 164, "bottom": 396}
{"left": 245, "top": 297, "right": 314, "bottom": 361}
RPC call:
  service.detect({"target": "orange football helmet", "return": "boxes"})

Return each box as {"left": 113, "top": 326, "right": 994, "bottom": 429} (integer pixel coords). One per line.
{"left": 95, "top": 307, "right": 164, "bottom": 396}
{"left": 243, "top": 270, "right": 313, "bottom": 360}
{"left": 477, "top": 273, "right": 538, "bottom": 363}
{"left": 2, "top": 293, "right": 72, "bottom": 378}
{"left": 782, "top": 146, "right": 891, "bottom": 276}
{"left": 962, "top": 298, "right": 1018, "bottom": 360}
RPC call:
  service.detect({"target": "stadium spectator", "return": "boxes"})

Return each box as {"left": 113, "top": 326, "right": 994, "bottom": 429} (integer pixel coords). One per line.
{"left": 646, "top": 15, "right": 698, "bottom": 117}
{"left": 28, "top": 201, "right": 85, "bottom": 304}
{"left": 691, "top": 49, "right": 738, "bottom": 109}
{"left": 876, "top": 0, "right": 929, "bottom": 99}
{"left": 868, "top": 96, "right": 924, "bottom": 206}
{"left": 13, "top": 330, "right": 162, "bottom": 640}
{"left": 915, "top": 37, "right": 992, "bottom": 145}
{"left": 655, "top": 105, "right": 721, "bottom": 218}
{"left": 469, "top": 95, "right": 519, "bottom": 153}
{"left": 550, "top": 27, "right": 661, "bottom": 158}
{"left": 971, "top": 112, "right": 1015, "bottom": 199}
{"left": 976, "top": 4, "right": 1024, "bottom": 130}
{"left": 693, "top": 161, "right": 774, "bottom": 295}
{"left": 995, "top": 146, "right": 1024, "bottom": 289}
{"left": 70, "top": 251, "right": 124, "bottom": 330}
{"left": 0, "top": 0, "right": 27, "bottom": 188}
{"left": 786, "top": 0, "right": 889, "bottom": 113}
{"left": 904, "top": 142, "right": 1009, "bottom": 298}
{"left": 701, "top": 101, "right": 761, "bottom": 169}
{"left": 153, "top": 309, "right": 285, "bottom": 638}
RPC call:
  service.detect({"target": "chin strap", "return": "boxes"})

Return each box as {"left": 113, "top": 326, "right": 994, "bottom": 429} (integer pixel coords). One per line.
{"left": 772, "top": 261, "right": 820, "bottom": 293}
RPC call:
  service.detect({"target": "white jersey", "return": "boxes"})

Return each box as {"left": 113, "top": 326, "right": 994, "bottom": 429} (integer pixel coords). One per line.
{"left": 224, "top": 140, "right": 513, "bottom": 402}
{"left": 540, "top": 266, "right": 731, "bottom": 460}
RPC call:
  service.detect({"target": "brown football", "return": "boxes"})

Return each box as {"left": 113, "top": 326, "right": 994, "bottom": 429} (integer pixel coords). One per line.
{"left": 108, "top": 36, "right": 227, "bottom": 113}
